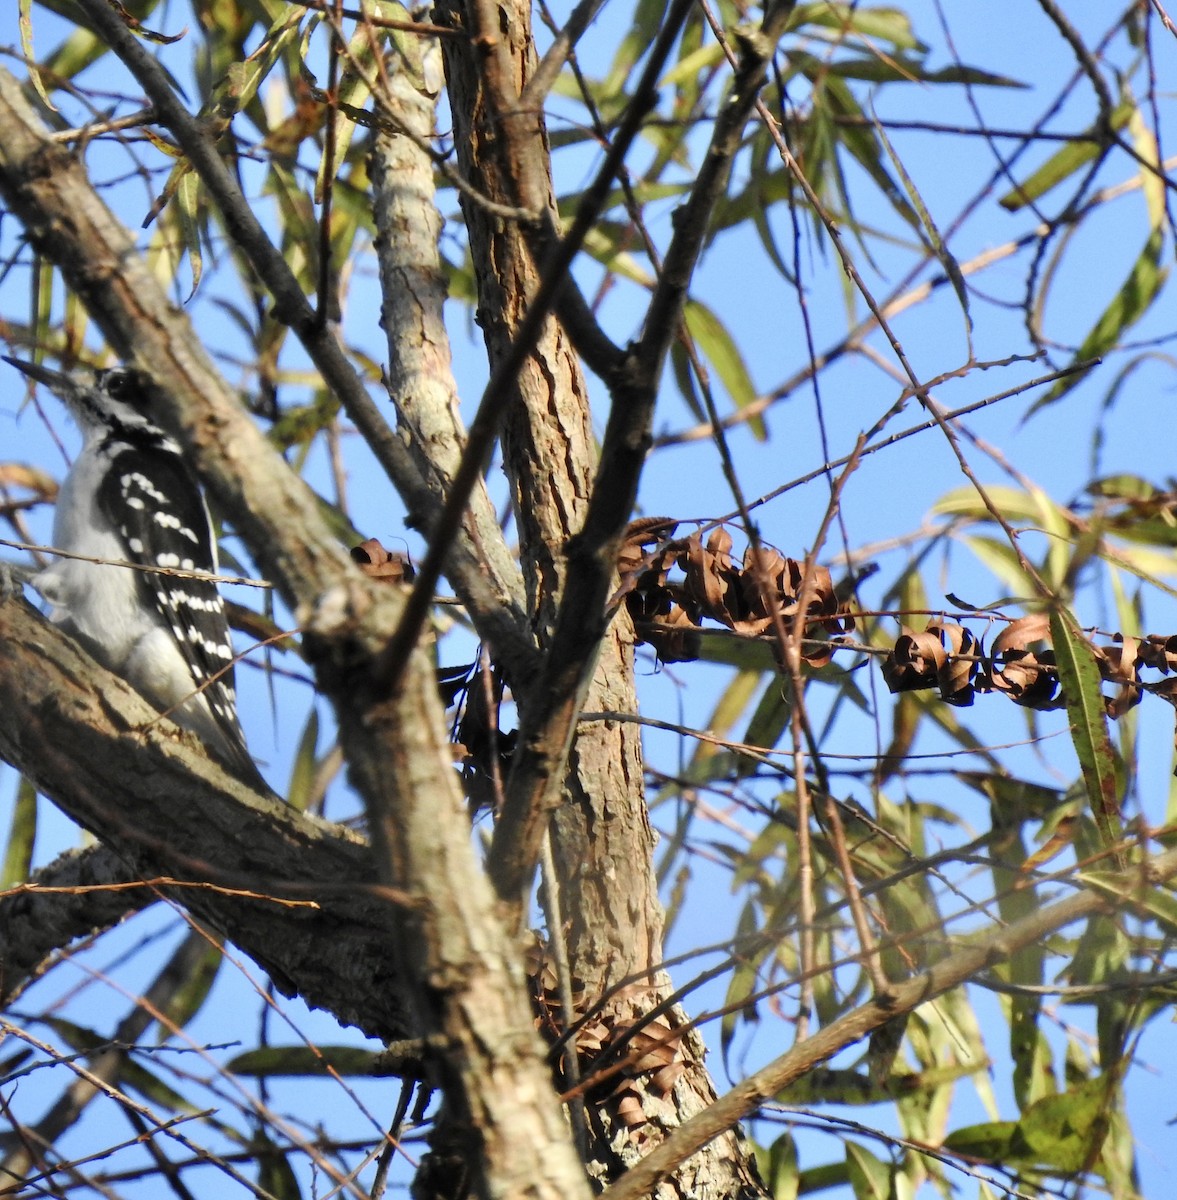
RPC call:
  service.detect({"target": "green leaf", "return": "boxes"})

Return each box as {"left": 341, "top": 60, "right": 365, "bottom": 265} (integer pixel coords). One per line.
{"left": 788, "top": 4, "right": 927, "bottom": 52}
{"left": 871, "top": 100, "right": 970, "bottom": 331}
{"left": 737, "top": 677, "right": 792, "bottom": 778}
{"left": 1000, "top": 101, "right": 1132, "bottom": 210}
{"left": 19, "top": 0, "right": 57, "bottom": 111}
{"left": 846, "top": 1141, "right": 892, "bottom": 1200}
{"left": 757, "top": 1130, "right": 799, "bottom": 1200}
{"left": 287, "top": 707, "right": 321, "bottom": 813}
{"left": 683, "top": 300, "right": 761, "bottom": 436}
{"left": 1080, "top": 871, "right": 1177, "bottom": 937}
{"left": 1049, "top": 608, "right": 1123, "bottom": 864}
{"left": 155, "top": 939, "right": 224, "bottom": 1034}
{"left": 122, "top": 1056, "right": 207, "bottom": 1116}
{"left": 175, "top": 170, "right": 204, "bottom": 300}
{"left": 1, "top": 776, "right": 37, "bottom": 889}
{"left": 1016, "top": 1076, "right": 1110, "bottom": 1173}
{"left": 720, "top": 901, "right": 764, "bottom": 1068}
{"left": 660, "top": 41, "right": 726, "bottom": 87}
{"left": 255, "top": 1129, "right": 304, "bottom": 1200}
{"left": 942, "top": 1120, "right": 1017, "bottom": 1161}
{"left": 1031, "top": 228, "right": 1167, "bottom": 413}
{"left": 226, "top": 1045, "right": 382, "bottom": 1076}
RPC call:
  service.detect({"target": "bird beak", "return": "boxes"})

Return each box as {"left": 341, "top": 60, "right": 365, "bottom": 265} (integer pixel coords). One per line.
{"left": 3, "top": 355, "right": 92, "bottom": 406}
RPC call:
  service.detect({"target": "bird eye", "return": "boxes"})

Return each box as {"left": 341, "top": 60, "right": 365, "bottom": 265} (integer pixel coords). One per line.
{"left": 100, "top": 369, "right": 139, "bottom": 403}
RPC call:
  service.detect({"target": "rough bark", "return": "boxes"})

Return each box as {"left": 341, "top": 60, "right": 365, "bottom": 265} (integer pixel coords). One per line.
{"left": 0, "top": 845, "right": 152, "bottom": 1007}
{"left": 435, "top": 3, "right": 765, "bottom": 1194}
{"left": 0, "top": 594, "right": 411, "bottom": 1041}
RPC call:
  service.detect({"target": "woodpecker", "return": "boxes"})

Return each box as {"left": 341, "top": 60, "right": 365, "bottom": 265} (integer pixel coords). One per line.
{"left": 6, "top": 357, "right": 262, "bottom": 784}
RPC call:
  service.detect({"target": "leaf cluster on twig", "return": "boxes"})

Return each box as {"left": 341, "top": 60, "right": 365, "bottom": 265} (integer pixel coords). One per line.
{"left": 618, "top": 519, "right": 854, "bottom": 666}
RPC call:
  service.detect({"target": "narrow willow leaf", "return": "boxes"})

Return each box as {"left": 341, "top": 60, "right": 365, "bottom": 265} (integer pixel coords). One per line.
{"left": 1050, "top": 608, "right": 1123, "bottom": 866}
{"left": 846, "top": 1141, "right": 891, "bottom": 1200}
{"left": 1016, "top": 1076, "right": 1110, "bottom": 1172}
{"left": 683, "top": 299, "right": 762, "bottom": 437}
{"left": 660, "top": 40, "right": 726, "bottom": 87}
{"left": 287, "top": 707, "right": 321, "bottom": 813}
{"left": 155, "top": 939, "right": 224, "bottom": 1034}
{"left": 602, "top": 0, "right": 671, "bottom": 97}
{"left": 1031, "top": 229, "right": 1167, "bottom": 413}
{"left": 788, "top": 3, "right": 926, "bottom": 51}
{"left": 313, "top": 16, "right": 384, "bottom": 204}
{"left": 1079, "top": 871, "right": 1177, "bottom": 936}
{"left": 176, "top": 170, "right": 204, "bottom": 300}
{"left": 228, "top": 1045, "right": 382, "bottom": 1076}
{"left": 32, "top": 253, "right": 54, "bottom": 369}
{"left": 1000, "top": 101, "right": 1132, "bottom": 210}
{"left": 758, "top": 1131, "right": 799, "bottom": 1200}
{"left": 233, "top": 8, "right": 305, "bottom": 114}
{"left": 831, "top": 59, "right": 1024, "bottom": 87}
{"left": 19, "top": 0, "right": 56, "bottom": 112}
{"left": 871, "top": 100, "right": 970, "bottom": 331}
{"left": 121, "top": 1056, "right": 207, "bottom": 1115}
{"left": 1, "top": 777, "right": 37, "bottom": 889}
{"left": 258, "top": 1140, "right": 303, "bottom": 1200}
{"left": 942, "top": 1120, "right": 1016, "bottom": 1160}
{"left": 1128, "top": 102, "right": 1165, "bottom": 230}
{"left": 738, "top": 677, "right": 792, "bottom": 778}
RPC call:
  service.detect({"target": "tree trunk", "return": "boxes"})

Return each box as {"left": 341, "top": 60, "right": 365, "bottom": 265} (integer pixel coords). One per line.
{"left": 435, "top": 2, "right": 765, "bottom": 1193}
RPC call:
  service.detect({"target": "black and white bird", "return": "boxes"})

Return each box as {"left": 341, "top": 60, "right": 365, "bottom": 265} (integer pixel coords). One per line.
{"left": 6, "top": 357, "right": 261, "bottom": 783}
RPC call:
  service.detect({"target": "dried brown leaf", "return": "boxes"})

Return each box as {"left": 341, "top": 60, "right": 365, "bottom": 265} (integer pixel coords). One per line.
{"left": 680, "top": 530, "right": 737, "bottom": 622}
{"left": 987, "top": 615, "right": 1062, "bottom": 709}
{"left": 614, "top": 1091, "right": 647, "bottom": 1127}
{"left": 639, "top": 604, "right": 701, "bottom": 664}
{"left": 882, "top": 625, "right": 947, "bottom": 693}
{"left": 1103, "top": 633, "right": 1142, "bottom": 719}
{"left": 0, "top": 462, "right": 57, "bottom": 499}
{"left": 1138, "top": 634, "right": 1177, "bottom": 675}
{"left": 350, "top": 537, "right": 415, "bottom": 584}
{"left": 618, "top": 517, "right": 679, "bottom": 577}
{"left": 929, "top": 620, "right": 980, "bottom": 706}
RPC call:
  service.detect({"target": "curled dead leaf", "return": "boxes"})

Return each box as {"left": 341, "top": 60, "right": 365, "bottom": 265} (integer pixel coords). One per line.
{"left": 883, "top": 625, "right": 947, "bottom": 693}
{"left": 1137, "top": 634, "right": 1177, "bottom": 675}
{"left": 618, "top": 517, "right": 679, "bottom": 578}
{"left": 985, "top": 614, "right": 1062, "bottom": 709}
{"left": 614, "top": 1091, "right": 647, "bottom": 1127}
{"left": 0, "top": 462, "right": 58, "bottom": 501}
{"left": 636, "top": 604, "right": 702, "bottom": 664}
{"left": 350, "top": 537, "right": 415, "bottom": 584}
{"left": 929, "top": 621, "right": 981, "bottom": 706}
{"left": 1102, "top": 633, "right": 1142, "bottom": 719}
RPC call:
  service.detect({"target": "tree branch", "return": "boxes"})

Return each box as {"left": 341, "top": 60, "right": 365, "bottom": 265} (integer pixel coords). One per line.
{"left": 600, "top": 845, "right": 1177, "bottom": 1200}
{"left": 367, "top": 23, "right": 535, "bottom": 683}
{"left": 0, "top": 845, "right": 153, "bottom": 1009}
{"left": 0, "top": 594, "right": 414, "bottom": 1041}
{"left": 1, "top": 50, "right": 592, "bottom": 1200}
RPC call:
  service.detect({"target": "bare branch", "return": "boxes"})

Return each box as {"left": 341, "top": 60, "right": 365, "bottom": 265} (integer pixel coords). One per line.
{"left": 0, "top": 846, "right": 152, "bottom": 1008}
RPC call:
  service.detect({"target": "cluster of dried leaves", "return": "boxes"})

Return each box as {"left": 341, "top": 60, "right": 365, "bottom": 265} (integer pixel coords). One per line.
{"left": 352, "top": 530, "right": 1177, "bottom": 750}
{"left": 527, "top": 942, "right": 684, "bottom": 1144}
{"left": 618, "top": 520, "right": 854, "bottom": 666}
{"left": 884, "top": 611, "right": 1177, "bottom": 717}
